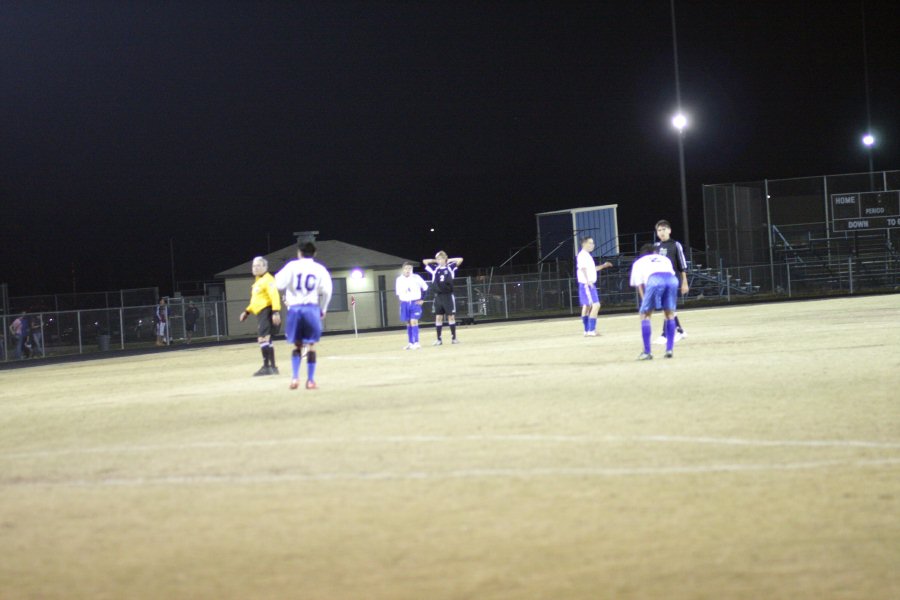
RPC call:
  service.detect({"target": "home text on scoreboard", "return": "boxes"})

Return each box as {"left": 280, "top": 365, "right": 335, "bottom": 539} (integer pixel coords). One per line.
{"left": 830, "top": 190, "right": 900, "bottom": 232}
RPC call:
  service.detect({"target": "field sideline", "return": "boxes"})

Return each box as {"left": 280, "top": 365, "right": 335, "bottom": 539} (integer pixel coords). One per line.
{"left": 1, "top": 295, "right": 899, "bottom": 599}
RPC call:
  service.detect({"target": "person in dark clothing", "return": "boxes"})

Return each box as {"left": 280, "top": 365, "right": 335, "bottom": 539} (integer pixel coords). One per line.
{"left": 653, "top": 220, "right": 689, "bottom": 343}
{"left": 422, "top": 251, "right": 464, "bottom": 346}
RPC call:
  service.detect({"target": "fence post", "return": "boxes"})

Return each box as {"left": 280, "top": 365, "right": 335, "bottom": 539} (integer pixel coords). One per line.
{"left": 214, "top": 302, "right": 221, "bottom": 340}
{"left": 503, "top": 283, "right": 509, "bottom": 320}
{"left": 119, "top": 307, "right": 125, "bottom": 349}
{"left": 466, "top": 276, "right": 474, "bottom": 320}
{"left": 568, "top": 278, "right": 574, "bottom": 314}
{"left": 35, "top": 312, "right": 47, "bottom": 358}
{"left": 786, "top": 263, "right": 792, "bottom": 298}
{"left": 77, "top": 310, "right": 83, "bottom": 354}
{"left": 848, "top": 257, "right": 854, "bottom": 295}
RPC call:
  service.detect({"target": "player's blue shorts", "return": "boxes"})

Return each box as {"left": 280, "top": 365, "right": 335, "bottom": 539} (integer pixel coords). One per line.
{"left": 400, "top": 300, "right": 423, "bottom": 322}
{"left": 578, "top": 283, "right": 599, "bottom": 306}
{"left": 639, "top": 273, "right": 679, "bottom": 314}
{"left": 285, "top": 304, "right": 322, "bottom": 344}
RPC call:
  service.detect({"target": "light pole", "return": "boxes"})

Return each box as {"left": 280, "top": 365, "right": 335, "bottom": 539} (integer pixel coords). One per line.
{"left": 669, "top": 0, "right": 690, "bottom": 257}
{"left": 862, "top": 133, "right": 875, "bottom": 190}
{"left": 672, "top": 113, "right": 690, "bottom": 255}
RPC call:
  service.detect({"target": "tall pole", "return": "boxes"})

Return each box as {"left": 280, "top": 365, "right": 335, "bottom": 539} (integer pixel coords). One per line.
{"left": 861, "top": 1, "right": 875, "bottom": 190}
{"left": 671, "top": 0, "right": 691, "bottom": 256}
{"left": 670, "top": 0, "right": 682, "bottom": 111}
{"left": 867, "top": 147, "right": 874, "bottom": 190}
{"left": 861, "top": 0, "right": 872, "bottom": 136}
{"left": 677, "top": 129, "right": 690, "bottom": 252}
{"left": 169, "top": 238, "right": 176, "bottom": 296}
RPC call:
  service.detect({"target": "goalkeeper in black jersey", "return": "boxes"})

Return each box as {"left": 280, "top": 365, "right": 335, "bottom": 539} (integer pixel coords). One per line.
{"left": 653, "top": 220, "right": 688, "bottom": 343}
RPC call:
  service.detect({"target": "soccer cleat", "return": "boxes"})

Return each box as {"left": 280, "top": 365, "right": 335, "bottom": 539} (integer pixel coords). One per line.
{"left": 653, "top": 335, "right": 667, "bottom": 345}
{"left": 269, "top": 366, "right": 279, "bottom": 375}
{"left": 673, "top": 331, "right": 685, "bottom": 343}
{"left": 404, "top": 343, "right": 413, "bottom": 350}
{"left": 432, "top": 339, "right": 443, "bottom": 346}
{"left": 637, "top": 352, "right": 653, "bottom": 361}
{"left": 586, "top": 331, "right": 597, "bottom": 337}
{"left": 289, "top": 379, "right": 300, "bottom": 390}
{"left": 411, "top": 343, "right": 421, "bottom": 350}
{"left": 451, "top": 338, "right": 460, "bottom": 344}
{"left": 664, "top": 351, "right": 674, "bottom": 359}
{"left": 305, "top": 380, "right": 317, "bottom": 390}
{"left": 253, "top": 366, "right": 271, "bottom": 376}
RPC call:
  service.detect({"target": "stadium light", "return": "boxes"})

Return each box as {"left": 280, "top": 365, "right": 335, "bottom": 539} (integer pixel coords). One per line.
{"left": 862, "top": 134, "right": 875, "bottom": 147}
{"left": 672, "top": 113, "right": 688, "bottom": 131}
{"left": 349, "top": 268, "right": 365, "bottom": 280}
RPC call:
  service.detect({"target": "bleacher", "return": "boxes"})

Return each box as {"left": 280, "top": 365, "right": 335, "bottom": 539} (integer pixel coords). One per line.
{"left": 772, "top": 227, "right": 900, "bottom": 292}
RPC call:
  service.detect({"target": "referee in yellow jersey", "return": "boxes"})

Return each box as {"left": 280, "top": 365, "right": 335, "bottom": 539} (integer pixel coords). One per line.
{"left": 239, "top": 256, "right": 282, "bottom": 376}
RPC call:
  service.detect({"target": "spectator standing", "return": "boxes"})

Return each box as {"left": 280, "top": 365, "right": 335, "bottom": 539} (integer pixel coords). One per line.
{"left": 155, "top": 299, "right": 169, "bottom": 346}
{"left": 9, "top": 312, "right": 30, "bottom": 359}
{"left": 184, "top": 301, "right": 200, "bottom": 344}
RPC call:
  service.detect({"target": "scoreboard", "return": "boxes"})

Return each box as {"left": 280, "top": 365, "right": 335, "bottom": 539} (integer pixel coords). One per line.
{"left": 830, "top": 190, "right": 900, "bottom": 232}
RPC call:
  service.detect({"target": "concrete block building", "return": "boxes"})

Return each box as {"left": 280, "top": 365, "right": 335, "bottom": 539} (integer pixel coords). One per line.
{"left": 216, "top": 239, "right": 416, "bottom": 336}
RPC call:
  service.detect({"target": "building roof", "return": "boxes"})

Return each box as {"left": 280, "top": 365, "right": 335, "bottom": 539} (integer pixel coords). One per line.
{"left": 215, "top": 239, "right": 416, "bottom": 278}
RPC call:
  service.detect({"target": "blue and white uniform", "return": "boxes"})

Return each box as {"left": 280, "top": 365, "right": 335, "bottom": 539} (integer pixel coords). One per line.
{"left": 653, "top": 238, "right": 687, "bottom": 310}
{"left": 395, "top": 272, "right": 429, "bottom": 322}
{"left": 576, "top": 248, "right": 600, "bottom": 305}
{"left": 630, "top": 254, "right": 678, "bottom": 314}
{"left": 274, "top": 257, "right": 333, "bottom": 344}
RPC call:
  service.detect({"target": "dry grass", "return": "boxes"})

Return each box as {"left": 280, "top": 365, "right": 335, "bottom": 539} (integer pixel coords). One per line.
{"left": 1, "top": 294, "right": 899, "bottom": 600}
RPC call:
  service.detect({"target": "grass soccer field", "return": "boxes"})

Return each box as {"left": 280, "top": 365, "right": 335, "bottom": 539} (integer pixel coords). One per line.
{"left": 1, "top": 294, "right": 899, "bottom": 600}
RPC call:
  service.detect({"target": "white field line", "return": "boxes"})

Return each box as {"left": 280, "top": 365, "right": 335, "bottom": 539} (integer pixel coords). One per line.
{"left": 326, "top": 355, "right": 404, "bottom": 360}
{"left": 6, "top": 434, "right": 900, "bottom": 459}
{"left": 5, "top": 457, "right": 900, "bottom": 488}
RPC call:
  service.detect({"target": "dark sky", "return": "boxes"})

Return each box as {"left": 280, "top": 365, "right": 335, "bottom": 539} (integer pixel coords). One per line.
{"left": 3, "top": 1, "right": 899, "bottom": 296}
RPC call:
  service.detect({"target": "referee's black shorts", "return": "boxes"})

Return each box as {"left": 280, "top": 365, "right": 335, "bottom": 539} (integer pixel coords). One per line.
{"left": 432, "top": 293, "right": 456, "bottom": 316}
{"left": 256, "top": 306, "right": 279, "bottom": 337}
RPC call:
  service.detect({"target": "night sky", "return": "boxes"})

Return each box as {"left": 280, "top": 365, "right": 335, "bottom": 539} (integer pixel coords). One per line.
{"left": 3, "top": 1, "right": 899, "bottom": 296}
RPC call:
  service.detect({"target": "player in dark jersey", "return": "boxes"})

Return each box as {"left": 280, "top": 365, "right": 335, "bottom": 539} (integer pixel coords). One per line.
{"left": 422, "top": 250, "right": 464, "bottom": 345}
{"left": 653, "top": 220, "right": 688, "bottom": 343}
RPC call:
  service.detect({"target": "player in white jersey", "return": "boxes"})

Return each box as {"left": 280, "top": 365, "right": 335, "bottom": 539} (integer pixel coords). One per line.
{"left": 630, "top": 243, "right": 679, "bottom": 360}
{"left": 576, "top": 237, "right": 613, "bottom": 336}
{"left": 395, "top": 261, "right": 429, "bottom": 350}
{"left": 274, "top": 241, "right": 333, "bottom": 390}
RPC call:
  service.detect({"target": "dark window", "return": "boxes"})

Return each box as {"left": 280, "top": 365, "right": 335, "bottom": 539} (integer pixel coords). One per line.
{"left": 330, "top": 278, "right": 348, "bottom": 312}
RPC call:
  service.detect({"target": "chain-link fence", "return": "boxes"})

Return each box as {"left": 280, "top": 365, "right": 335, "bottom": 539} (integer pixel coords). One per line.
{"left": 2, "top": 299, "right": 226, "bottom": 361}
{"left": 703, "top": 170, "right": 900, "bottom": 274}
{"left": 4, "top": 260, "right": 899, "bottom": 363}
{"left": 6, "top": 287, "right": 160, "bottom": 314}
